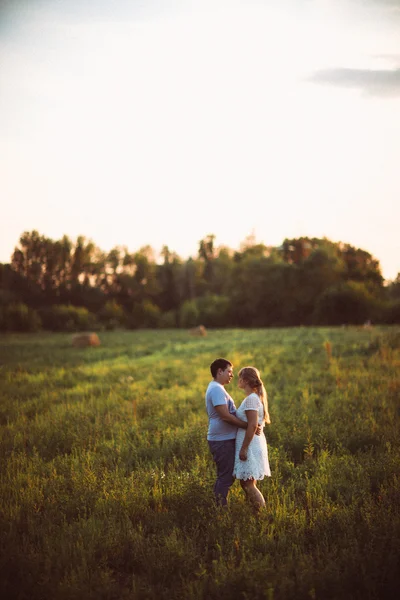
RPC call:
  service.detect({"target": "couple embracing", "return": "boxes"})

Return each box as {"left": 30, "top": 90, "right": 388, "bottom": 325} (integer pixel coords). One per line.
{"left": 205, "top": 358, "right": 271, "bottom": 511}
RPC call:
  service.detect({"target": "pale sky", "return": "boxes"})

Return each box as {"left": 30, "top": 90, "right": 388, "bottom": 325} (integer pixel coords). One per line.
{"left": 1, "top": 0, "right": 399, "bottom": 280}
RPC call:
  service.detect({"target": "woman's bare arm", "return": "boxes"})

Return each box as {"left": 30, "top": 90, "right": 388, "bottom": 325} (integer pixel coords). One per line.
{"left": 239, "top": 410, "right": 258, "bottom": 460}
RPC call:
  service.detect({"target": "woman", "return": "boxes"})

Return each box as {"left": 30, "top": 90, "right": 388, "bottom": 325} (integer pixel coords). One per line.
{"left": 232, "top": 366, "right": 271, "bottom": 511}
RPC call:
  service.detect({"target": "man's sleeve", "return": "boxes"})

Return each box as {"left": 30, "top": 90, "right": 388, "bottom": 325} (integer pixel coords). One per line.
{"left": 210, "top": 386, "right": 227, "bottom": 407}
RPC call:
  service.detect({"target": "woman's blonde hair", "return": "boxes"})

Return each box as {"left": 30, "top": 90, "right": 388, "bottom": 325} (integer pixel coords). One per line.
{"left": 238, "top": 366, "right": 271, "bottom": 424}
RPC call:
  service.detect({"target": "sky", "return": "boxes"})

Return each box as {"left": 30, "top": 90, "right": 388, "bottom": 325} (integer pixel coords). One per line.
{"left": 1, "top": 0, "right": 399, "bottom": 280}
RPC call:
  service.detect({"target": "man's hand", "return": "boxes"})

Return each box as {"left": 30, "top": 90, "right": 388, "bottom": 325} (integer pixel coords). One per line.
{"left": 215, "top": 404, "right": 248, "bottom": 429}
{"left": 255, "top": 424, "right": 262, "bottom": 436}
{"left": 239, "top": 447, "right": 248, "bottom": 461}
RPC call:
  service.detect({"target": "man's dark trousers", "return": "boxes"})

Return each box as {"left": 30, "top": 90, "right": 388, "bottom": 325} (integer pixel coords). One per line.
{"left": 208, "top": 439, "right": 235, "bottom": 506}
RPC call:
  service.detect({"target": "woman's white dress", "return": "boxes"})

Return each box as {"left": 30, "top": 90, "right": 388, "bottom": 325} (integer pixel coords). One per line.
{"left": 233, "top": 392, "right": 271, "bottom": 481}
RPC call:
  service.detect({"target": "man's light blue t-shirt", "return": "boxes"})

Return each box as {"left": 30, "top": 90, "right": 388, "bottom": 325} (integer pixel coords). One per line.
{"left": 205, "top": 380, "right": 237, "bottom": 441}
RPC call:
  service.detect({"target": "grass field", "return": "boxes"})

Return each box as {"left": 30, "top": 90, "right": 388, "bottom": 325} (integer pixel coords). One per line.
{"left": 0, "top": 326, "right": 399, "bottom": 600}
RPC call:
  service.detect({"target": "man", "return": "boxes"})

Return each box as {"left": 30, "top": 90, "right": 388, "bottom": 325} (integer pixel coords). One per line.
{"left": 205, "top": 357, "right": 261, "bottom": 507}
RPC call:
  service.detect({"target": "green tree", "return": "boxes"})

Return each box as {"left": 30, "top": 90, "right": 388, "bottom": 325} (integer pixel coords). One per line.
{"left": 198, "top": 234, "right": 217, "bottom": 292}
{"left": 196, "top": 294, "right": 230, "bottom": 327}
{"left": 340, "top": 244, "right": 384, "bottom": 289}
{"left": 313, "top": 282, "right": 373, "bottom": 325}
{"left": 156, "top": 246, "right": 182, "bottom": 312}
{"left": 386, "top": 273, "right": 400, "bottom": 300}
{"left": 179, "top": 299, "right": 200, "bottom": 328}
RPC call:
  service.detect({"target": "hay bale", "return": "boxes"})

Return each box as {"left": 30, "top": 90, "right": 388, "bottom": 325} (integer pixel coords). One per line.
{"left": 72, "top": 332, "right": 101, "bottom": 347}
{"left": 189, "top": 325, "right": 207, "bottom": 337}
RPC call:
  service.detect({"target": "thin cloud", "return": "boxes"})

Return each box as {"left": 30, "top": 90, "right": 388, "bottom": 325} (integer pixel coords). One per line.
{"left": 309, "top": 67, "right": 400, "bottom": 97}
{"left": 359, "top": 0, "right": 400, "bottom": 17}
{"left": 375, "top": 53, "right": 400, "bottom": 62}
{"left": 373, "top": 0, "right": 400, "bottom": 7}
{"left": 363, "top": 0, "right": 400, "bottom": 8}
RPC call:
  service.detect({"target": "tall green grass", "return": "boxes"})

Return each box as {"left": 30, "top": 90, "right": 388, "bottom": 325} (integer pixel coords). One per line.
{"left": 0, "top": 327, "right": 399, "bottom": 599}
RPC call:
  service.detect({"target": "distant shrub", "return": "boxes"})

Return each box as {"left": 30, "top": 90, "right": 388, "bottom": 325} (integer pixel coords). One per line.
{"left": 39, "top": 304, "right": 97, "bottom": 332}
{"left": 97, "top": 301, "right": 126, "bottom": 330}
{"left": 179, "top": 300, "right": 199, "bottom": 328}
{"left": 0, "top": 302, "right": 42, "bottom": 332}
{"left": 196, "top": 294, "right": 230, "bottom": 327}
{"left": 179, "top": 295, "right": 230, "bottom": 328}
{"left": 0, "top": 289, "right": 19, "bottom": 305}
{"left": 159, "top": 310, "right": 178, "bottom": 329}
{"left": 127, "top": 300, "right": 161, "bottom": 329}
{"left": 381, "top": 300, "right": 400, "bottom": 324}
{"left": 313, "top": 283, "right": 373, "bottom": 325}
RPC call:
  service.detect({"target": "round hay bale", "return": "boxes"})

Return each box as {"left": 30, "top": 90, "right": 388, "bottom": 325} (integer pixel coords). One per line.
{"left": 72, "top": 332, "right": 101, "bottom": 347}
{"left": 189, "top": 325, "right": 207, "bottom": 337}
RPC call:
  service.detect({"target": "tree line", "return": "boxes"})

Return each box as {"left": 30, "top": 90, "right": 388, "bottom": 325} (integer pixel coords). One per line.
{"left": 0, "top": 230, "right": 399, "bottom": 332}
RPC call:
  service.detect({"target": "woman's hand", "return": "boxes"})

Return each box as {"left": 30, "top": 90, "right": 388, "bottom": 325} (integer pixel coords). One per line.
{"left": 239, "top": 447, "right": 248, "bottom": 461}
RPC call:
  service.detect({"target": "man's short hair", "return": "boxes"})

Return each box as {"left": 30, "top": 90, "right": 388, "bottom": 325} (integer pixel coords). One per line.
{"left": 210, "top": 358, "right": 232, "bottom": 378}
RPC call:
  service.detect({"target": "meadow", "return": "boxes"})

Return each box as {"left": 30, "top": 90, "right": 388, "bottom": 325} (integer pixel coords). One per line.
{"left": 0, "top": 326, "right": 399, "bottom": 600}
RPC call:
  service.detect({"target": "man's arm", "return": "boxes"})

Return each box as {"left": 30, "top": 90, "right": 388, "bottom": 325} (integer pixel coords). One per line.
{"left": 214, "top": 404, "right": 248, "bottom": 428}
{"left": 214, "top": 404, "right": 262, "bottom": 435}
